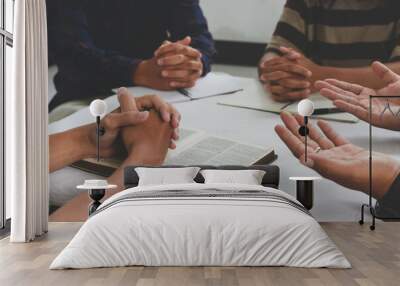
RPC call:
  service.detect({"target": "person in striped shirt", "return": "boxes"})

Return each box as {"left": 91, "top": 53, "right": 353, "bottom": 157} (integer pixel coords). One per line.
{"left": 259, "top": 0, "right": 400, "bottom": 102}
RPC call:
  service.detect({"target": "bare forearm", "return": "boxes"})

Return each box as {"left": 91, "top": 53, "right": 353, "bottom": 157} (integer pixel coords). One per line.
{"left": 49, "top": 126, "right": 92, "bottom": 173}
{"left": 315, "top": 62, "right": 400, "bottom": 89}
{"left": 107, "top": 145, "right": 165, "bottom": 191}
{"left": 49, "top": 145, "right": 166, "bottom": 222}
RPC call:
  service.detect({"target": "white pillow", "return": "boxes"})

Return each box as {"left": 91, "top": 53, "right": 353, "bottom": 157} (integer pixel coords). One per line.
{"left": 200, "top": 169, "right": 266, "bottom": 185}
{"left": 135, "top": 167, "right": 201, "bottom": 186}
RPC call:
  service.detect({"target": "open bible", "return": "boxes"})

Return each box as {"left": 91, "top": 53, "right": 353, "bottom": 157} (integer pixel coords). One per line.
{"left": 72, "top": 129, "right": 277, "bottom": 177}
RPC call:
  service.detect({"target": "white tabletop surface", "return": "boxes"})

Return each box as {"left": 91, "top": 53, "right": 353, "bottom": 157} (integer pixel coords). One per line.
{"left": 49, "top": 67, "right": 400, "bottom": 222}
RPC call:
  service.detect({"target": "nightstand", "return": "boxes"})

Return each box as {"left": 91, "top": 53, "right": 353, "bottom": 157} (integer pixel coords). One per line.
{"left": 289, "top": 177, "right": 321, "bottom": 210}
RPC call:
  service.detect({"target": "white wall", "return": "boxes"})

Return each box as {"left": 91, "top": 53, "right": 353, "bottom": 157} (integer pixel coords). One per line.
{"left": 200, "top": 0, "right": 285, "bottom": 43}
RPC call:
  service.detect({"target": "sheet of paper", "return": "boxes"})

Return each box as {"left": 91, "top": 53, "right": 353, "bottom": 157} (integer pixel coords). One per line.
{"left": 218, "top": 79, "right": 359, "bottom": 123}
{"left": 218, "top": 78, "right": 288, "bottom": 113}
{"left": 112, "top": 72, "right": 244, "bottom": 103}
{"left": 186, "top": 72, "right": 244, "bottom": 99}
{"left": 113, "top": 86, "right": 189, "bottom": 104}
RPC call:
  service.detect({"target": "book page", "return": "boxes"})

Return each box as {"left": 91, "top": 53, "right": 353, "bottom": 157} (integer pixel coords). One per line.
{"left": 165, "top": 135, "right": 272, "bottom": 165}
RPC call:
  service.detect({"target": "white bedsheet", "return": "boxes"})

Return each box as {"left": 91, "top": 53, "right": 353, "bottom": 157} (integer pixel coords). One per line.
{"left": 50, "top": 183, "right": 351, "bottom": 269}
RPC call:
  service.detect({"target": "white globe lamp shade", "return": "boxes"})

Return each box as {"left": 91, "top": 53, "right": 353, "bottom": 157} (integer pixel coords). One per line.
{"left": 298, "top": 99, "right": 314, "bottom": 117}
{"left": 90, "top": 99, "right": 107, "bottom": 117}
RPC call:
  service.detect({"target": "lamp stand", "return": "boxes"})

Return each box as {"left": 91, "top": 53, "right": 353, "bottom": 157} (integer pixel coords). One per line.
{"left": 359, "top": 95, "right": 376, "bottom": 230}
{"left": 96, "top": 116, "right": 100, "bottom": 162}
{"left": 359, "top": 95, "right": 400, "bottom": 230}
{"left": 305, "top": 116, "right": 308, "bottom": 162}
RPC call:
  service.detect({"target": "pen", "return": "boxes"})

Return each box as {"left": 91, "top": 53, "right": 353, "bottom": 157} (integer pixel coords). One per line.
{"left": 312, "top": 108, "right": 344, "bottom": 115}
{"left": 178, "top": 88, "right": 191, "bottom": 98}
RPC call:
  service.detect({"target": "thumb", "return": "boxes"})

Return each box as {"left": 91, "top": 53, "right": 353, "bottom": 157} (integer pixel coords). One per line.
{"left": 103, "top": 111, "right": 149, "bottom": 130}
{"left": 177, "top": 36, "right": 191, "bottom": 46}
{"left": 117, "top": 87, "right": 138, "bottom": 112}
{"left": 372, "top": 61, "right": 399, "bottom": 85}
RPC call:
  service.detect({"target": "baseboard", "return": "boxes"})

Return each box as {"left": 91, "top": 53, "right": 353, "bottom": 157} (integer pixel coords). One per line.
{"left": 214, "top": 40, "right": 266, "bottom": 67}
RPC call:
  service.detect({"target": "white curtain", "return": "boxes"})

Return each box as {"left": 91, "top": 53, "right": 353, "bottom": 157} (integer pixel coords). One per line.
{"left": 7, "top": 0, "right": 49, "bottom": 242}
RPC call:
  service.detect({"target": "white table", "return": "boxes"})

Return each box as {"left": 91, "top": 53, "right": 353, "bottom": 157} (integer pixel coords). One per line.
{"left": 49, "top": 75, "right": 400, "bottom": 222}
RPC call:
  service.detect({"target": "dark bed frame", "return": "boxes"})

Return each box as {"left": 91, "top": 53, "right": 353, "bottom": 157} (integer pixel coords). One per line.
{"left": 123, "top": 165, "right": 315, "bottom": 211}
{"left": 124, "top": 165, "right": 281, "bottom": 190}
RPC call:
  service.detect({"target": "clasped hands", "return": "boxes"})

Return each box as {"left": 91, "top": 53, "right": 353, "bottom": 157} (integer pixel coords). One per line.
{"left": 259, "top": 46, "right": 319, "bottom": 102}
{"left": 83, "top": 88, "right": 180, "bottom": 165}
{"left": 134, "top": 36, "right": 203, "bottom": 90}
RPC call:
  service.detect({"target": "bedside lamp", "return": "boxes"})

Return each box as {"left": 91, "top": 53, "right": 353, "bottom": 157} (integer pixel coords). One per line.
{"left": 291, "top": 100, "right": 319, "bottom": 211}
{"left": 89, "top": 99, "right": 107, "bottom": 162}
{"left": 77, "top": 180, "right": 117, "bottom": 215}
{"left": 298, "top": 99, "right": 314, "bottom": 162}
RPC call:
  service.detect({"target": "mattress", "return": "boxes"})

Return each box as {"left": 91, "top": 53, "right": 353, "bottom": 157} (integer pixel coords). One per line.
{"left": 50, "top": 183, "right": 351, "bottom": 269}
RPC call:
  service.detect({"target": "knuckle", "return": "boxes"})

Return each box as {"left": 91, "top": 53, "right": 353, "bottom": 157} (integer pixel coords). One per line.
{"left": 280, "top": 79, "right": 290, "bottom": 86}
{"left": 282, "top": 64, "right": 290, "bottom": 71}
{"left": 190, "top": 73, "right": 199, "bottom": 81}
{"left": 143, "top": 94, "right": 154, "bottom": 102}
{"left": 271, "top": 86, "right": 281, "bottom": 93}
{"left": 126, "top": 112, "right": 136, "bottom": 122}
{"left": 153, "top": 94, "right": 163, "bottom": 103}
{"left": 102, "top": 117, "right": 114, "bottom": 129}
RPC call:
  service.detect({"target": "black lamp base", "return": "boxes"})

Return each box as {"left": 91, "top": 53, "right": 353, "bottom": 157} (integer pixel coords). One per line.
{"left": 296, "top": 181, "right": 314, "bottom": 210}
{"left": 290, "top": 177, "right": 320, "bottom": 211}
{"left": 88, "top": 189, "right": 106, "bottom": 216}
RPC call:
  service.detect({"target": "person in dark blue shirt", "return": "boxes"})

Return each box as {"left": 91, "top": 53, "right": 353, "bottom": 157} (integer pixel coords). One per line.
{"left": 49, "top": 0, "right": 216, "bottom": 111}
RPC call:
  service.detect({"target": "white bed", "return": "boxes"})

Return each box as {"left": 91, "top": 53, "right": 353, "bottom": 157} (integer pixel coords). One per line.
{"left": 50, "top": 183, "right": 351, "bottom": 269}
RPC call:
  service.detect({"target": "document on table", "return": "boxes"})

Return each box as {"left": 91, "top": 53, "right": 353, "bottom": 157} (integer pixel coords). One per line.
{"left": 113, "top": 72, "right": 244, "bottom": 103}
{"left": 218, "top": 78, "right": 359, "bottom": 123}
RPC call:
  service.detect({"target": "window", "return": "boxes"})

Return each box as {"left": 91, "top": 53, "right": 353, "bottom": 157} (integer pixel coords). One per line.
{"left": 0, "top": 0, "right": 14, "bottom": 230}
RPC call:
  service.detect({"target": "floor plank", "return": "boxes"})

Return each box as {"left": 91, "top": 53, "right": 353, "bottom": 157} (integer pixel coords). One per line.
{"left": 0, "top": 222, "right": 399, "bottom": 286}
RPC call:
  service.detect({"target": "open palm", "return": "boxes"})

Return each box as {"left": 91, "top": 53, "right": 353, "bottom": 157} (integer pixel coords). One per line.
{"left": 275, "top": 112, "right": 400, "bottom": 199}
{"left": 317, "top": 78, "right": 400, "bottom": 130}
{"left": 315, "top": 62, "right": 400, "bottom": 131}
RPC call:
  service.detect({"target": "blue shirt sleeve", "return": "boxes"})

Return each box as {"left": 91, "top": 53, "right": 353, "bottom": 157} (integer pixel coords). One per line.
{"left": 167, "top": 0, "right": 216, "bottom": 76}
{"left": 54, "top": 1, "right": 140, "bottom": 88}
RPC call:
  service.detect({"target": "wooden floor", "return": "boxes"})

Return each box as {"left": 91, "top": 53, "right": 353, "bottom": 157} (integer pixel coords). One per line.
{"left": 1, "top": 222, "right": 400, "bottom": 286}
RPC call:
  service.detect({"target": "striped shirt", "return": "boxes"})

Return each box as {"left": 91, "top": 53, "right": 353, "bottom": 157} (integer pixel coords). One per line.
{"left": 266, "top": 0, "right": 400, "bottom": 67}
